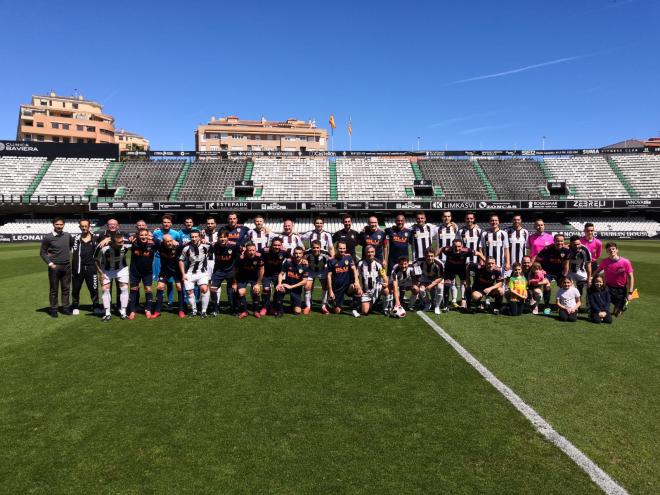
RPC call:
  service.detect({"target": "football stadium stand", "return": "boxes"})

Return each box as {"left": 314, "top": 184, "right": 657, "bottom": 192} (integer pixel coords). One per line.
{"left": 0, "top": 156, "right": 48, "bottom": 200}
{"left": 417, "top": 159, "right": 494, "bottom": 200}
{"left": 479, "top": 158, "right": 549, "bottom": 199}
{"left": 568, "top": 217, "right": 660, "bottom": 237}
{"left": 112, "top": 160, "right": 185, "bottom": 201}
{"left": 177, "top": 159, "right": 247, "bottom": 201}
{"left": 251, "top": 158, "right": 331, "bottom": 200}
{"left": 33, "top": 158, "right": 111, "bottom": 198}
{"left": 335, "top": 158, "right": 414, "bottom": 200}
{"left": 542, "top": 156, "right": 629, "bottom": 198}
{"left": 0, "top": 218, "right": 91, "bottom": 234}
{"left": 609, "top": 154, "right": 660, "bottom": 198}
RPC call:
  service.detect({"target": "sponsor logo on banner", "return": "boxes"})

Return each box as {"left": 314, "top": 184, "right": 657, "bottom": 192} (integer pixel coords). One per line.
{"left": 11, "top": 234, "right": 47, "bottom": 242}
{"left": 436, "top": 201, "right": 477, "bottom": 209}
{"left": 570, "top": 200, "right": 607, "bottom": 208}
{"left": 527, "top": 200, "right": 559, "bottom": 209}
{"left": 0, "top": 141, "right": 39, "bottom": 152}
{"left": 368, "top": 202, "right": 387, "bottom": 209}
{"left": 622, "top": 199, "right": 652, "bottom": 207}
{"left": 478, "top": 201, "right": 518, "bottom": 210}
{"left": 261, "top": 203, "right": 287, "bottom": 210}
{"left": 395, "top": 202, "right": 423, "bottom": 209}
{"left": 299, "top": 202, "right": 342, "bottom": 210}
{"left": 345, "top": 202, "right": 366, "bottom": 209}
{"left": 207, "top": 201, "right": 249, "bottom": 210}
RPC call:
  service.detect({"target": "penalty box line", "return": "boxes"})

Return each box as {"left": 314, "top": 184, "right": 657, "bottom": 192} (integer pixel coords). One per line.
{"left": 416, "top": 311, "right": 629, "bottom": 495}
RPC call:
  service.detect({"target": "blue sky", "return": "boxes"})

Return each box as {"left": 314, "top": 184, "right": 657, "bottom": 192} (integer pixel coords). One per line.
{"left": 0, "top": 0, "right": 658, "bottom": 150}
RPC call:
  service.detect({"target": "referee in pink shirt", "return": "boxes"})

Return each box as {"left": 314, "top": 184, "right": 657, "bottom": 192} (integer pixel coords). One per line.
{"left": 595, "top": 242, "right": 635, "bottom": 317}
{"left": 528, "top": 218, "right": 554, "bottom": 259}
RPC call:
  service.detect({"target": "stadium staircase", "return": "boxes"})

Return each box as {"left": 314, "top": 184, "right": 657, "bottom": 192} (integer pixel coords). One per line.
{"left": 405, "top": 187, "right": 414, "bottom": 198}
{"left": 434, "top": 186, "right": 445, "bottom": 198}
{"left": 21, "top": 160, "right": 52, "bottom": 204}
{"left": 472, "top": 160, "right": 498, "bottom": 200}
{"left": 329, "top": 160, "right": 338, "bottom": 200}
{"left": 410, "top": 161, "right": 423, "bottom": 180}
{"left": 535, "top": 161, "right": 552, "bottom": 197}
{"left": 90, "top": 161, "right": 126, "bottom": 200}
{"left": 606, "top": 157, "right": 639, "bottom": 198}
{"left": 243, "top": 161, "right": 254, "bottom": 181}
{"left": 223, "top": 186, "right": 234, "bottom": 199}
{"left": 168, "top": 161, "right": 192, "bottom": 201}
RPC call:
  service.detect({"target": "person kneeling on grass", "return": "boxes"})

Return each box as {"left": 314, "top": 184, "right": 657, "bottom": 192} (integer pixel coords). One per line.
{"left": 527, "top": 262, "right": 550, "bottom": 315}
{"left": 506, "top": 262, "right": 528, "bottom": 316}
{"left": 470, "top": 257, "right": 504, "bottom": 314}
{"left": 326, "top": 241, "right": 361, "bottom": 315}
{"left": 274, "top": 247, "right": 309, "bottom": 317}
{"left": 587, "top": 275, "right": 612, "bottom": 324}
{"left": 556, "top": 277, "right": 581, "bottom": 322}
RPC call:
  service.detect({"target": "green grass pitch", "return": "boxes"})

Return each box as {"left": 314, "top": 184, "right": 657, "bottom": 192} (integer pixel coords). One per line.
{"left": 1, "top": 241, "right": 658, "bottom": 494}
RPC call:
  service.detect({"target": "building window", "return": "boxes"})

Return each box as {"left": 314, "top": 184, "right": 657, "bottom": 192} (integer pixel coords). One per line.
{"left": 37, "top": 135, "right": 44, "bottom": 141}
{"left": 62, "top": 123, "right": 70, "bottom": 130}
{"left": 63, "top": 137, "right": 70, "bottom": 143}
{"left": 36, "top": 122, "right": 44, "bottom": 128}
{"left": 24, "top": 134, "right": 31, "bottom": 140}
{"left": 76, "top": 125, "right": 83, "bottom": 131}
{"left": 40, "top": 100, "right": 47, "bottom": 106}
{"left": 52, "top": 136, "right": 60, "bottom": 143}
{"left": 87, "top": 126, "right": 96, "bottom": 132}
{"left": 73, "top": 103, "right": 78, "bottom": 109}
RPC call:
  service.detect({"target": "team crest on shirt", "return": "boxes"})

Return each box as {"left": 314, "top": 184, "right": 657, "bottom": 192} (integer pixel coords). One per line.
{"left": 228, "top": 249, "right": 232, "bottom": 254}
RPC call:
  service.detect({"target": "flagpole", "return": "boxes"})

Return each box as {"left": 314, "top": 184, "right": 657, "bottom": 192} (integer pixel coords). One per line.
{"left": 348, "top": 116, "right": 352, "bottom": 152}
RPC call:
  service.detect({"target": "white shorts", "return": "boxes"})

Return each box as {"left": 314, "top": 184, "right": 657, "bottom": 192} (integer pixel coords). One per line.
{"left": 570, "top": 272, "right": 587, "bottom": 284}
{"left": 102, "top": 267, "right": 129, "bottom": 285}
{"left": 206, "top": 259, "right": 215, "bottom": 275}
{"left": 307, "top": 269, "right": 327, "bottom": 281}
{"left": 184, "top": 271, "right": 209, "bottom": 290}
{"left": 503, "top": 269, "right": 512, "bottom": 279}
{"left": 361, "top": 283, "right": 383, "bottom": 303}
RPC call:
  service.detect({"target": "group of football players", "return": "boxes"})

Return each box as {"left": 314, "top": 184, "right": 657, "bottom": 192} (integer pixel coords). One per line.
{"left": 41, "top": 209, "right": 634, "bottom": 323}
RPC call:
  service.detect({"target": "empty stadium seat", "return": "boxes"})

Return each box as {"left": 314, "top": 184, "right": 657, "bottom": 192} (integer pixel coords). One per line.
{"left": 252, "top": 158, "right": 332, "bottom": 200}
{"left": 610, "top": 154, "right": 660, "bottom": 198}
{"left": 543, "top": 156, "right": 629, "bottom": 198}
{"left": 33, "top": 158, "right": 112, "bottom": 197}
{"left": 177, "top": 159, "right": 247, "bottom": 200}
{"left": 417, "top": 159, "right": 491, "bottom": 199}
{"left": 0, "top": 156, "right": 48, "bottom": 199}
{"left": 335, "top": 158, "right": 414, "bottom": 200}
{"left": 479, "top": 158, "right": 547, "bottom": 199}
{"left": 113, "top": 160, "right": 185, "bottom": 200}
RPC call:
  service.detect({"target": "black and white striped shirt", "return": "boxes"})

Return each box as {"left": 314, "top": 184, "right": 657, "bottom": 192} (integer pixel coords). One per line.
{"left": 479, "top": 229, "right": 509, "bottom": 268}
{"left": 97, "top": 245, "right": 129, "bottom": 271}
{"left": 202, "top": 230, "right": 218, "bottom": 260}
{"left": 413, "top": 258, "right": 444, "bottom": 280}
{"left": 302, "top": 229, "right": 334, "bottom": 252}
{"left": 435, "top": 224, "right": 458, "bottom": 262}
{"left": 274, "top": 233, "right": 304, "bottom": 255}
{"left": 248, "top": 228, "right": 271, "bottom": 252}
{"left": 458, "top": 225, "right": 482, "bottom": 264}
{"left": 568, "top": 245, "right": 592, "bottom": 279}
{"left": 357, "top": 259, "right": 385, "bottom": 291}
{"left": 180, "top": 243, "right": 210, "bottom": 274}
{"left": 410, "top": 224, "right": 438, "bottom": 260}
{"left": 506, "top": 227, "right": 529, "bottom": 265}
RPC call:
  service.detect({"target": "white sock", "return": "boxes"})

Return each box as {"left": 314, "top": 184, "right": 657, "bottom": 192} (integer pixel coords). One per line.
{"left": 321, "top": 289, "right": 328, "bottom": 306}
{"left": 450, "top": 283, "right": 457, "bottom": 303}
{"left": 305, "top": 290, "right": 312, "bottom": 307}
{"left": 189, "top": 291, "right": 197, "bottom": 313}
{"left": 102, "top": 289, "right": 111, "bottom": 315}
{"left": 434, "top": 286, "right": 443, "bottom": 307}
{"left": 201, "top": 291, "right": 210, "bottom": 313}
{"left": 119, "top": 286, "right": 129, "bottom": 314}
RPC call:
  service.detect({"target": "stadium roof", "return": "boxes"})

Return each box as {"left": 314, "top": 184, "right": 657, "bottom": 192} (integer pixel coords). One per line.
{"left": 602, "top": 139, "right": 646, "bottom": 149}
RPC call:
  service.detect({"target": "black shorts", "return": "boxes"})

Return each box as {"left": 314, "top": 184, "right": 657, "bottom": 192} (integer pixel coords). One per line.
{"left": 608, "top": 286, "right": 627, "bottom": 310}
{"left": 262, "top": 275, "right": 277, "bottom": 291}
{"left": 331, "top": 284, "right": 350, "bottom": 307}
{"left": 444, "top": 267, "right": 468, "bottom": 282}
{"left": 281, "top": 287, "right": 303, "bottom": 308}
{"left": 157, "top": 270, "right": 181, "bottom": 284}
{"left": 210, "top": 271, "right": 234, "bottom": 288}
{"left": 236, "top": 279, "right": 259, "bottom": 291}
{"left": 130, "top": 269, "right": 153, "bottom": 287}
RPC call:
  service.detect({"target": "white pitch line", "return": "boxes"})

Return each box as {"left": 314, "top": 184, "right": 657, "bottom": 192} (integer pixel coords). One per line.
{"left": 416, "top": 311, "right": 629, "bottom": 495}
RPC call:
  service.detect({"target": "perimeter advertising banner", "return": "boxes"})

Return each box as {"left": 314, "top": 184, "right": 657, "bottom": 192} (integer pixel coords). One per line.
{"left": 0, "top": 140, "right": 118, "bottom": 160}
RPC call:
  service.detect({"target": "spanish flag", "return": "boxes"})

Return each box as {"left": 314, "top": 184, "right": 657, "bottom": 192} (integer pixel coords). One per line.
{"left": 329, "top": 114, "right": 336, "bottom": 130}
{"left": 348, "top": 118, "right": 352, "bottom": 136}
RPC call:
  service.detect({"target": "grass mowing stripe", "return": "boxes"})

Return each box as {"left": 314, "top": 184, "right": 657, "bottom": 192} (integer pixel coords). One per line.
{"left": 416, "top": 311, "right": 629, "bottom": 495}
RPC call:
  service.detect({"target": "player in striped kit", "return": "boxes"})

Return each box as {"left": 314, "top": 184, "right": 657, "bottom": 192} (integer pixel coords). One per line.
{"left": 479, "top": 214, "right": 510, "bottom": 273}
{"left": 435, "top": 211, "right": 459, "bottom": 304}
{"left": 441, "top": 239, "right": 483, "bottom": 310}
{"left": 567, "top": 235, "right": 592, "bottom": 303}
{"left": 275, "top": 219, "right": 304, "bottom": 255}
{"left": 412, "top": 248, "right": 444, "bottom": 314}
{"left": 247, "top": 215, "right": 272, "bottom": 253}
{"left": 302, "top": 217, "right": 335, "bottom": 256}
{"left": 354, "top": 245, "right": 389, "bottom": 317}
{"left": 304, "top": 240, "right": 331, "bottom": 314}
{"left": 389, "top": 257, "right": 415, "bottom": 316}
{"left": 410, "top": 211, "right": 438, "bottom": 261}
{"left": 458, "top": 212, "right": 482, "bottom": 264}
{"left": 95, "top": 233, "right": 130, "bottom": 322}
{"left": 506, "top": 214, "right": 529, "bottom": 277}
{"left": 179, "top": 230, "right": 211, "bottom": 317}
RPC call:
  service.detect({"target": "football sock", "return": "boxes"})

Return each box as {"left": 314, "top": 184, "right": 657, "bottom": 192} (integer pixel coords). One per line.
{"left": 434, "top": 286, "right": 443, "bottom": 307}
{"left": 178, "top": 289, "right": 185, "bottom": 311}
{"left": 239, "top": 295, "right": 247, "bottom": 312}
{"left": 321, "top": 289, "right": 328, "bottom": 306}
{"left": 188, "top": 291, "right": 197, "bottom": 313}
{"left": 410, "top": 293, "right": 418, "bottom": 308}
{"left": 450, "top": 283, "right": 458, "bottom": 303}
{"left": 167, "top": 282, "right": 174, "bottom": 305}
{"left": 145, "top": 291, "right": 153, "bottom": 312}
{"left": 305, "top": 290, "right": 312, "bottom": 308}
{"left": 119, "top": 286, "right": 129, "bottom": 314}
{"left": 385, "top": 294, "right": 393, "bottom": 311}
{"left": 128, "top": 289, "right": 139, "bottom": 314}
{"left": 200, "top": 291, "right": 210, "bottom": 313}
{"left": 155, "top": 289, "right": 164, "bottom": 312}
{"left": 102, "top": 288, "right": 111, "bottom": 315}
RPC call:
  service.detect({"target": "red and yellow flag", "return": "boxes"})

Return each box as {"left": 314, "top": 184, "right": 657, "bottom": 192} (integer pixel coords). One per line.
{"left": 329, "top": 114, "right": 336, "bottom": 130}
{"left": 347, "top": 119, "right": 352, "bottom": 136}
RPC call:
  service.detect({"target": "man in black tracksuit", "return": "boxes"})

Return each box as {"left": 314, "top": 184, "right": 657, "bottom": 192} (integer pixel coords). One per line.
{"left": 40, "top": 217, "right": 74, "bottom": 317}
{"left": 71, "top": 219, "right": 100, "bottom": 314}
